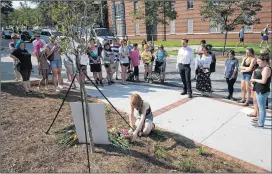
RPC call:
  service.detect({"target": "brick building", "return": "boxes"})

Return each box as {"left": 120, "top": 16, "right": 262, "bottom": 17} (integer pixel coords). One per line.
{"left": 107, "top": 0, "right": 271, "bottom": 43}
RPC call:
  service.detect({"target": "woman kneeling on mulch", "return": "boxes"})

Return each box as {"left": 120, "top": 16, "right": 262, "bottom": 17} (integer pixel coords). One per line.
{"left": 129, "top": 94, "right": 155, "bottom": 141}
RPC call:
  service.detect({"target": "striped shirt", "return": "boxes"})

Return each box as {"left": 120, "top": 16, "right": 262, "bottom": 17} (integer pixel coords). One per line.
{"left": 111, "top": 44, "right": 120, "bottom": 61}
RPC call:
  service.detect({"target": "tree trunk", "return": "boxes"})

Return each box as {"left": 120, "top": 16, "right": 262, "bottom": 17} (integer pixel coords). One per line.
{"left": 151, "top": 25, "right": 154, "bottom": 44}
{"left": 76, "top": 54, "right": 95, "bottom": 153}
{"left": 222, "top": 31, "right": 228, "bottom": 56}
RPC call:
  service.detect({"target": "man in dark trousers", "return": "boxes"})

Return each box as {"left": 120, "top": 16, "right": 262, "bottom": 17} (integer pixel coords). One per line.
{"left": 176, "top": 38, "right": 194, "bottom": 98}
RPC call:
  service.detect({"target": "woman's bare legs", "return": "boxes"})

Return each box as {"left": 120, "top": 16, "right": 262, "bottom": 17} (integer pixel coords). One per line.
{"left": 239, "top": 80, "right": 246, "bottom": 102}
{"left": 245, "top": 82, "right": 251, "bottom": 104}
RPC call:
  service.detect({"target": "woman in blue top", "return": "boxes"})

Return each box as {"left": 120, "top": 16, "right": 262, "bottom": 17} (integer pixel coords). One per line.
{"left": 154, "top": 45, "right": 168, "bottom": 73}
{"left": 87, "top": 39, "right": 103, "bottom": 86}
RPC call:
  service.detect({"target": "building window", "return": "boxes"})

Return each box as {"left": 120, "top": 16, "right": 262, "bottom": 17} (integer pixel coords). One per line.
{"left": 135, "top": 22, "right": 140, "bottom": 35}
{"left": 170, "top": 20, "right": 175, "bottom": 34}
{"left": 244, "top": 15, "right": 254, "bottom": 33}
{"left": 170, "top": 1, "right": 175, "bottom": 11}
{"left": 187, "top": 0, "right": 194, "bottom": 9}
{"left": 116, "top": 24, "right": 122, "bottom": 36}
{"left": 134, "top": 0, "right": 139, "bottom": 13}
{"left": 115, "top": 4, "right": 122, "bottom": 20}
{"left": 187, "top": 19, "right": 193, "bottom": 34}
{"left": 210, "top": 21, "right": 221, "bottom": 33}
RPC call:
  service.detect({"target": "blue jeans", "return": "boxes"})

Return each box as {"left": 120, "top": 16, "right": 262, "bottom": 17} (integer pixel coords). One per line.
{"left": 50, "top": 58, "right": 62, "bottom": 69}
{"left": 256, "top": 92, "right": 270, "bottom": 126}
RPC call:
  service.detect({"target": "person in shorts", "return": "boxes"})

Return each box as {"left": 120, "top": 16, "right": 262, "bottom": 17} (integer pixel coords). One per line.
{"left": 119, "top": 39, "right": 130, "bottom": 85}
{"left": 87, "top": 39, "right": 103, "bottom": 86}
{"left": 236, "top": 26, "right": 245, "bottom": 48}
{"left": 35, "top": 40, "right": 50, "bottom": 90}
{"left": 46, "top": 35, "right": 63, "bottom": 91}
{"left": 10, "top": 40, "right": 33, "bottom": 94}
{"left": 129, "top": 93, "right": 155, "bottom": 142}
{"left": 260, "top": 24, "right": 270, "bottom": 48}
{"left": 141, "top": 44, "right": 152, "bottom": 83}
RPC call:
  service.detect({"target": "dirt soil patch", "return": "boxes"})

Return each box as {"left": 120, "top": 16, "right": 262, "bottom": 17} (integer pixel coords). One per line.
{"left": 1, "top": 83, "right": 253, "bottom": 173}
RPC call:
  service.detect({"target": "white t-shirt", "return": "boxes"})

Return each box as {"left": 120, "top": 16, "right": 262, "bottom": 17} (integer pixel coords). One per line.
{"left": 119, "top": 46, "right": 129, "bottom": 64}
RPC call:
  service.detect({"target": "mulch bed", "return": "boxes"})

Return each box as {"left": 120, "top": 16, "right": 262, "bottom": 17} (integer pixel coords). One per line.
{"left": 0, "top": 83, "right": 253, "bottom": 173}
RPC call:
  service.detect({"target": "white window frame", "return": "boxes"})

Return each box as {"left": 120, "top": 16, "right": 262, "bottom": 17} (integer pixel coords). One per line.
{"left": 170, "top": 20, "right": 175, "bottom": 34}
{"left": 135, "top": 22, "right": 140, "bottom": 35}
{"left": 209, "top": 20, "right": 222, "bottom": 33}
{"left": 116, "top": 24, "right": 122, "bottom": 36}
{"left": 187, "top": 0, "right": 194, "bottom": 9}
{"left": 187, "top": 19, "right": 193, "bottom": 34}
{"left": 115, "top": 4, "right": 121, "bottom": 20}
{"left": 244, "top": 15, "right": 254, "bottom": 33}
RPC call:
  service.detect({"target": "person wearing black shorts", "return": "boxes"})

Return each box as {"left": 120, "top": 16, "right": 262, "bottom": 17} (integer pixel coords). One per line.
{"left": 87, "top": 39, "right": 103, "bottom": 86}
{"left": 236, "top": 26, "right": 245, "bottom": 48}
{"left": 10, "top": 40, "right": 33, "bottom": 94}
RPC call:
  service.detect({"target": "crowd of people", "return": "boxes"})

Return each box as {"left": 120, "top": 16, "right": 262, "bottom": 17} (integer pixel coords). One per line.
{"left": 8, "top": 34, "right": 169, "bottom": 91}
{"left": 8, "top": 32, "right": 271, "bottom": 128}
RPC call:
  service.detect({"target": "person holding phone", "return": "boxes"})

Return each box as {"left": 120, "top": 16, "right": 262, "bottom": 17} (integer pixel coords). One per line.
{"left": 224, "top": 50, "right": 239, "bottom": 100}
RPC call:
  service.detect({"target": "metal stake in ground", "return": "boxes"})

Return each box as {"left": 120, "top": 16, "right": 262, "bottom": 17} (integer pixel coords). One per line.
{"left": 45, "top": 74, "right": 77, "bottom": 134}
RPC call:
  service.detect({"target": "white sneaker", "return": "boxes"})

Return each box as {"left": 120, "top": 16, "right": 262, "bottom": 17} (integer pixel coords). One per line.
{"left": 55, "top": 88, "right": 60, "bottom": 92}
{"left": 58, "top": 85, "right": 63, "bottom": 89}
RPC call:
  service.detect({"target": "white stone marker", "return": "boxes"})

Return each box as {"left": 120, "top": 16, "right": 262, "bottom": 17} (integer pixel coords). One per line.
{"left": 70, "top": 102, "right": 110, "bottom": 144}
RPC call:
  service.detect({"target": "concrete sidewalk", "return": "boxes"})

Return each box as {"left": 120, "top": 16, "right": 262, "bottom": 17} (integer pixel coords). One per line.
{"left": 85, "top": 83, "right": 271, "bottom": 172}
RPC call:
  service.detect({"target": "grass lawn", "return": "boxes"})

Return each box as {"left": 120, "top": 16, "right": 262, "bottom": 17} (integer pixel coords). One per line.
{"left": 130, "top": 40, "right": 261, "bottom": 48}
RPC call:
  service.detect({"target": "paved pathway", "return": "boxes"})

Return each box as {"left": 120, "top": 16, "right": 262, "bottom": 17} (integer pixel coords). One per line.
{"left": 85, "top": 82, "right": 271, "bottom": 172}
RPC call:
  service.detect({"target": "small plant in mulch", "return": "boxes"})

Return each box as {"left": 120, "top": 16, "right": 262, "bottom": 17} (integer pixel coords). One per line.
{"left": 105, "top": 105, "right": 113, "bottom": 115}
{"left": 197, "top": 146, "right": 207, "bottom": 156}
{"left": 55, "top": 125, "right": 131, "bottom": 151}
{"left": 154, "top": 143, "right": 169, "bottom": 160}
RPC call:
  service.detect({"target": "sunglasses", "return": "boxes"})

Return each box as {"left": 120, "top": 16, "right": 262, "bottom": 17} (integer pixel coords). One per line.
{"left": 36, "top": 36, "right": 40, "bottom": 37}
{"left": 12, "top": 37, "right": 16, "bottom": 39}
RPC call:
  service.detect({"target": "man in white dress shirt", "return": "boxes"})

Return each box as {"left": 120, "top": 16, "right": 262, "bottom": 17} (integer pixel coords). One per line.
{"left": 176, "top": 38, "right": 194, "bottom": 98}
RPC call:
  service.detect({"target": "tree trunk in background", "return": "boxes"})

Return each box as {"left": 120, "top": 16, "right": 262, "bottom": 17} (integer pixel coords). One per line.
{"left": 222, "top": 31, "right": 228, "bottom": 56}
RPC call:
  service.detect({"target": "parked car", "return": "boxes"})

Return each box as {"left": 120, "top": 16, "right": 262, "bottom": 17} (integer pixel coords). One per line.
{"left": 2, "top": 29, "right": 13, "bottom": 39}
{"left": 40, "top": 29, "right": 65, "bottom": 43}
{"left": 21, "top": 30, "right": 35, "bottom": 42}
{"left": 76, "top": 24, "right": 116, "bottom": 45}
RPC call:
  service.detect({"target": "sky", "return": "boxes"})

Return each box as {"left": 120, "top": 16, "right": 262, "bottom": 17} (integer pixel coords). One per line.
{"left": 12, "top": 1, "right": 37, "bottom": 9}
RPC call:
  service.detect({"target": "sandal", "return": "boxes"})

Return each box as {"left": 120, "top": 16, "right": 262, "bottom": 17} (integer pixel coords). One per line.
{"left": 252, "top": 118, "right": 258, "bottom": 122}
{"left": 237, "top": 99, "right": 246, "bottom": 103}
{"left": 247, "top": 113, "right": 256, "bottom": 117}
{"left": 242, "top": 102, "right": 249, "bottom": 106}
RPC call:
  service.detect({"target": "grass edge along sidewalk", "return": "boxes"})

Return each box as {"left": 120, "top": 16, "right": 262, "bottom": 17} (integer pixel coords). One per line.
{"left": 130, "top": 40, "right": 264, "bottom": 55}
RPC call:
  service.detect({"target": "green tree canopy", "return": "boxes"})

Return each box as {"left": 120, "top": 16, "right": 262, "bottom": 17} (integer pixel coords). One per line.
{"left": 200, "top": 0, "right": 262, "bottom": 55}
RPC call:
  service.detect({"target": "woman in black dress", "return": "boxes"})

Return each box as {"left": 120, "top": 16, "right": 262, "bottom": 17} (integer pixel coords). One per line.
{"left": 10, "top": 40, "right": 32, "bottom": 94}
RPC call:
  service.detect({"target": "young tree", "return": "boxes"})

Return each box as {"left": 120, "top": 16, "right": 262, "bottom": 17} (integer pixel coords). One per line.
{"left": 132, "top": 0, "right": 177, "bottom": 42}
{"left": 200, "top": 0, "right": 262, "bottom": 55}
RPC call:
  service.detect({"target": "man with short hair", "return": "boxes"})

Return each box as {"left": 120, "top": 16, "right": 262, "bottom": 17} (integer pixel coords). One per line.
{"left": 176, "top": 38, "right": 194, "bottom": 98}
{"left": 236, "top": 26, "right": 245, "bottom": 48}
